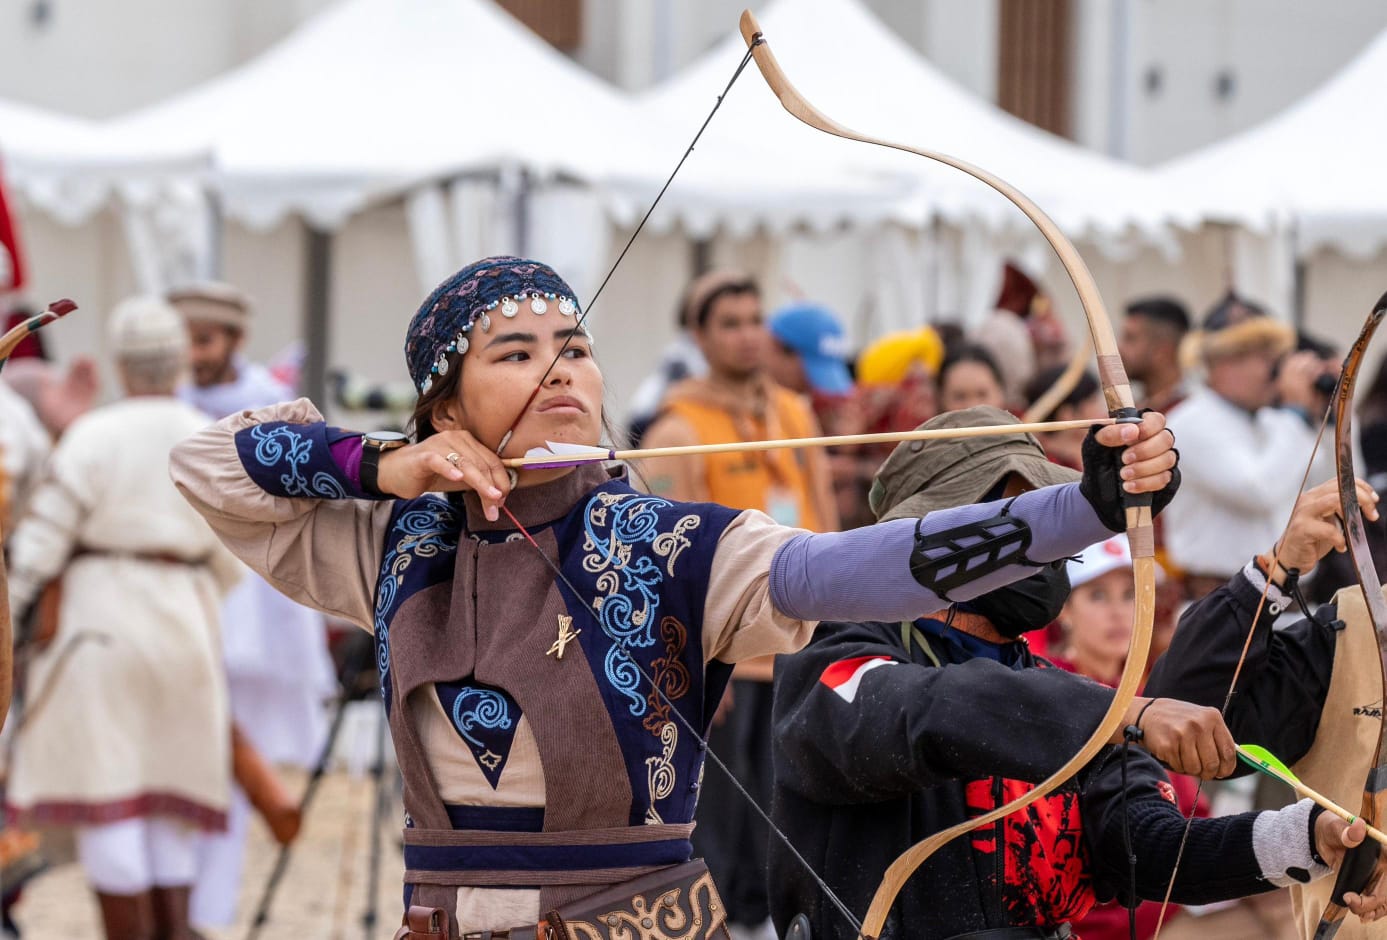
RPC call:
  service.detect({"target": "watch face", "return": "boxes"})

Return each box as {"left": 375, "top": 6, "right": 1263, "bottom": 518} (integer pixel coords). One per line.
{"left": 364, "top": 430, "right": 410, "bottom": 447}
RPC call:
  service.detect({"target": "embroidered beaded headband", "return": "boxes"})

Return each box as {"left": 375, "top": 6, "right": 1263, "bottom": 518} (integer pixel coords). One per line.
{"left": 404, "top": 255, "right": 587, "bottom": 393}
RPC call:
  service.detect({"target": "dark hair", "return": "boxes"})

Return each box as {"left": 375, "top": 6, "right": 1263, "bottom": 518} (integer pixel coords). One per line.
{"left": 407, "top": 360, "right": 462, "bottom": 442}
{"left": 1202, "top": 290, "right": 1266, "bottom": 331}
{"left": 939, "top": 343, "right": 1004, "bottom": 389}
{"left": 1125, "top": 296, "right": 1190, "bottom": 336}
{"left": 1024, "top": 366, "right": 1100, "bottom": 418}
{"left": 693, "top": 281, "right": 759, "bottom": 329}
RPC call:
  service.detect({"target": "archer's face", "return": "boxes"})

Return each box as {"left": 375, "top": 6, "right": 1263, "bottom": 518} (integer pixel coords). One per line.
{"left": 431, "top": 304, "right": 604, "bottom": 458}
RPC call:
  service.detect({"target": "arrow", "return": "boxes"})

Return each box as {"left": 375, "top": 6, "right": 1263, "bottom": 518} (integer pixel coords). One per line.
{"left": 1236, "top": 743, "right": 1387, "bottom": 848}
{"left": 504, "top": 416, "right": 1117, "bottom": 470}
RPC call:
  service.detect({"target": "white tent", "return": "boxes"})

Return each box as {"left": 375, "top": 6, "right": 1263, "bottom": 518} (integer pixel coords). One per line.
{"left": 1150, "top": 30, "right": 1387, "bottom": 342}
{"left": 1, "top": 96, "right": 205, "bottom": 227}
{"left": 635, "top": 0, "right": 1195, "bottom": 247}
{"left": 103, "top": 0, "right": 914, "bottom": 236}
{"left": 1156, "top": 28, "right": 1387, "bottom": 259}
{"left": 1, "top": 97, "right": 212, "bottom": 382}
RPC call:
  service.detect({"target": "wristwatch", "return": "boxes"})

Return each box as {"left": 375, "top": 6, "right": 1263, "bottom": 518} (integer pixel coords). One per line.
{"left": 360, "top": 430, "right": 409, "bottom": 496}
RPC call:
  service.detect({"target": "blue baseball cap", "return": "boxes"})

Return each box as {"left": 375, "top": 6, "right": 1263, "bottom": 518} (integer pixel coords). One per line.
{"left": 769, "top": 302, "right": 853, "bottom": 395}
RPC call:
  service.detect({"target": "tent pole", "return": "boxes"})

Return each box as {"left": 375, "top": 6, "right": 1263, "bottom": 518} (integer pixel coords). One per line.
{"left": 515, "top": 168, "right": 532, "bottom": 257}
{"left": 206, "top": 190, "right": 225, "bottom": 280}
{"left": 1290, "top": 220, "right": 1306, "bottom": 330}
{"left": 302, "top": 222, "right": 332, "bottom": 407}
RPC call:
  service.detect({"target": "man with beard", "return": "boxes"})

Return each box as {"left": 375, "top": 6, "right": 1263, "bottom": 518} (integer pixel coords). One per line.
{"left": 1118, "top": 297, "right": 1191, "bottom": 414}
{"left": 168, "top": 282, "right": 337, "bottom": 930}
{"left": 769, "top": 407, "right": 1384, "bottom": 940}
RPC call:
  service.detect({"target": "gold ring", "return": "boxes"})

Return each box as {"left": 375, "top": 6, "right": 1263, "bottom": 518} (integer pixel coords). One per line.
{"left": 446, "top": 452, "right": 461, "bottom": 467}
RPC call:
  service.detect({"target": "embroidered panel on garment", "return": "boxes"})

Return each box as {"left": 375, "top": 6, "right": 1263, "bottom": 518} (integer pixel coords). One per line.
{"left": 374, "top": 497, "right": 462, "bottom": 712}
{"left": 234, "top": 421, "right": 358, "bottom": 498}
{"left": 434, "top": 679, "right": 521, "bottom": 788}
{"left": 550, "top": 481, "right": 740, "bottom": 827}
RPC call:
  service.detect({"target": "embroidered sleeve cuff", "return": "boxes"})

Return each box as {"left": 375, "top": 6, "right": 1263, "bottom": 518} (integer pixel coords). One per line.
{"left": 234, "top": 421, "right": 377, "bottom": 500}
{"left": 1253, "top": 799, "right": 1332, "bottom": 887}
{"left": 1241, "top": 560, "right": 1295, "bottom": 617}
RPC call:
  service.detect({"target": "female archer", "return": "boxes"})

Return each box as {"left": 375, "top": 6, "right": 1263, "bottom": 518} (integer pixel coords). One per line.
{"left": 171, "top": 255, "right": 1183, "bottom": 938}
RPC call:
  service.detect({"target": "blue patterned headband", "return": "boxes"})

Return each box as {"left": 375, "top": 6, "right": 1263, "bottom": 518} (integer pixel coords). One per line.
{"left": 405, "top": 255, "right": 586, "bottom": 393}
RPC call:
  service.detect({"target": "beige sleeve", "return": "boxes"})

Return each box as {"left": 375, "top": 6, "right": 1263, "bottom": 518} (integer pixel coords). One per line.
{"left": 168, "top": 398, "right": 393, "bottom": 631}
{"left": 630, "top": 413, "right": 709, "bottom": 502}
{"left": 702, "top": 509, "right": 816, "bottom": 664}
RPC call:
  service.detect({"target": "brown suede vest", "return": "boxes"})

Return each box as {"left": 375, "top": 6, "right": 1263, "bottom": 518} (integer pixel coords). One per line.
{"left": 1289, "top": 586, "right": 1387, "bottom": 939}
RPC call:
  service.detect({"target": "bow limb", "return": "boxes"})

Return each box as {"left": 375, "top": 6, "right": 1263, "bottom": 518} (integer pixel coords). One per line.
{"left": 737, "top": 13, "right": 1154, "bottom": 939}
{"left": 1312, "top": 294, "right": 1387, "bottom": 939}
{"left": 0, "top": 298, "right": 76, "bottom": 729}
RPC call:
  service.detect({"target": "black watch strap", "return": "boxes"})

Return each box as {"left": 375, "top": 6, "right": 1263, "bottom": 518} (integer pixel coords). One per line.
{"left": 360, "top": 443, "right": 386, "bottom": 496}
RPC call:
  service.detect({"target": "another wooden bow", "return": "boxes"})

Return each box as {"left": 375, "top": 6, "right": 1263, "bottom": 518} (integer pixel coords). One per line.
{"left": 1314, "top": 294, "right": 1387, "bottom": 938}
{"left": 737, "top": 12, "right": 1156, "bottom": 938}
{"left": 0, "top": 298, "right": 76, "bottom": 730}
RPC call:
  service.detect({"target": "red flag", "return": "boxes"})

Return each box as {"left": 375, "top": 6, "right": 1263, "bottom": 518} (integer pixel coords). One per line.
{"left": 0, "top": 161, "right": 27, "bottom": 294}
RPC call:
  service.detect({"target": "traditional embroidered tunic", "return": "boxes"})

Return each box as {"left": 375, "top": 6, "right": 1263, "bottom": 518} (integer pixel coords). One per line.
{"left": 170, "top": 399, "right": 1124, "bottom": 933}
{"left": 4, "top": 397, "right": 242, "bottom": 831}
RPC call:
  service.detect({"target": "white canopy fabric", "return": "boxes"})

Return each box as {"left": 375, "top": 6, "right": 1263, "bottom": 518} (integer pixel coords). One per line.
{"left": 1155, "top": 28, "right": 1387, "bottom": 258}
{"left": 104, "top": 0, "right": 913, "bottom": 234}
{"left": 1, "top": 97, "right": 205, "bottom": 226}
{"left": 635, "top": 0, "right": 1195, "bottom": 249}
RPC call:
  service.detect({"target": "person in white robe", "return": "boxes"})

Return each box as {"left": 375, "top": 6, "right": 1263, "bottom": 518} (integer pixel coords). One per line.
{"left": 4, "top": 297, "right": 242, "bottom": 939}
{"left": 168, "top": 281, "right": 336, "bottom": 928}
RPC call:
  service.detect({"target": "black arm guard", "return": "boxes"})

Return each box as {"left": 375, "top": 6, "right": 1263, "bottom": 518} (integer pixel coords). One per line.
{"left": 909, "top": 504, "right": 1033, "bottom": 600}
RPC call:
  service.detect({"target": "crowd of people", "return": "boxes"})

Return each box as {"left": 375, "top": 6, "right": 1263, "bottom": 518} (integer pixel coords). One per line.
{"left": 1, "top": 252, "right": 1385, "bottom": 940}
{"left": 0, "top": 289, "right": 337, "bottom": 939}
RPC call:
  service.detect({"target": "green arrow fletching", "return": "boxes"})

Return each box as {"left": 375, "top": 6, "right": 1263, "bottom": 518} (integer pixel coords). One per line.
{"left": 1236, "top": 743, "right": 1301, "bottom": 788}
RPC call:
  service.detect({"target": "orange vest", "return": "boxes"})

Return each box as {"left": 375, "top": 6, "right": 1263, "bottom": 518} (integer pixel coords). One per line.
{"left": 663, "top": 387, "right": 826, "bottom": 532}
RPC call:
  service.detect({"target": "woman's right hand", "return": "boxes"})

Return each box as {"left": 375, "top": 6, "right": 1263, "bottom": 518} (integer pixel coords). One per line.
{"left": 375, "top": 430, "right": 511, "bottom": 520}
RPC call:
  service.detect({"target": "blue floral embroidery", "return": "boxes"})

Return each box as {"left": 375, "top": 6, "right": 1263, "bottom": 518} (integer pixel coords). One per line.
{"left": 249, "top": 424, "right": 347, "bottom": 498}
{"left": 375, "top": 501, "right": 461, "bottom": 707}
{"left": 435, "top": 680, "right": 520, "bottom": 788}
{"left": 580, "top": 493, "right": 701, "bottom": 716}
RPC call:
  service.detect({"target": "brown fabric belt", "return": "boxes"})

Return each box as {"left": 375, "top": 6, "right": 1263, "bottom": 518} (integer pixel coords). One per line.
{"left": 72, "top": 547, "right": 211, "bottom": 566}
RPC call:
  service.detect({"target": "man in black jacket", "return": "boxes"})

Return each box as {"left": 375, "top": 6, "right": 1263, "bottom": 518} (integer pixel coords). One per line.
{"left": 768, "top": 409, "right": 1381, "bottom": 940}
{"left": 1145, "top": 475, "right": 1386, "bottom": 938}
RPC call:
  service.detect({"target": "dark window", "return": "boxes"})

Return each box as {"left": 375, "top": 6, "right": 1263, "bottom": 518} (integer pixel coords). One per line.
{"left": 997, "top": 0, "right": 1072, "bottom": 138}
{"left": 495, "top": 0, "right": 583, "bottom": 51}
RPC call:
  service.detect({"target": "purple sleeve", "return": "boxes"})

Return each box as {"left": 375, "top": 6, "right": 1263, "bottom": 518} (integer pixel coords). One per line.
{"left": 769, "top": 482, "right": 1112, "bottom": 622}
{"left": 330, "top": 435, "right": 365, "bottom": 490}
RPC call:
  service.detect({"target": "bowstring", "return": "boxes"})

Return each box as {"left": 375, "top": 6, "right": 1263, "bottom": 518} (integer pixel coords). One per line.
{"left": 1149, "top": 394, "right": 1336, "bottom": 939}
{"left": 483, "top": 40, "right": 866, "bottom": 937}
{"left": 496, "top": 39, "right": 764, "bottom": 450}
{"left": 501, "top": 506, "right": 865, "bottom": 935}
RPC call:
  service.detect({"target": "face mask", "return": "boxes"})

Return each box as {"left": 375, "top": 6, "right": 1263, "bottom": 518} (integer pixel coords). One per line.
{"left": 961, "top": 561, "right": 1072, "bottom": 640}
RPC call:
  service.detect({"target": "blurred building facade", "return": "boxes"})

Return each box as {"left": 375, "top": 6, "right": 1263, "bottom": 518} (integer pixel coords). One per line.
{"left": 2, "top": 0, "right": 1385, "bottom": 167}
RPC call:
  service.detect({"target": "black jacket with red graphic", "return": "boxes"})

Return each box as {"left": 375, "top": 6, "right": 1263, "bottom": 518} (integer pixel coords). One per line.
{"left": 768, "top": 618, "right": 1279, "bottom": 940}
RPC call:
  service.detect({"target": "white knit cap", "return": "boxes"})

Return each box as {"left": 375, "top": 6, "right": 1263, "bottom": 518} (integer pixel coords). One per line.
{"left": 108, "top": 296, "right": 189, "bottom": 359}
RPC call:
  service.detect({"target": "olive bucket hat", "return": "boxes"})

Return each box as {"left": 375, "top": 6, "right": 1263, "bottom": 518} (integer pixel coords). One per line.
{"left": 869, "top": 406, "right": 1080, "bottom": 523}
